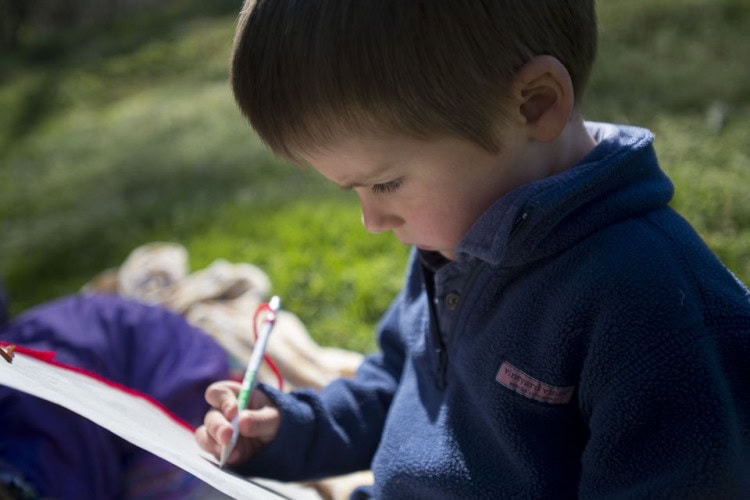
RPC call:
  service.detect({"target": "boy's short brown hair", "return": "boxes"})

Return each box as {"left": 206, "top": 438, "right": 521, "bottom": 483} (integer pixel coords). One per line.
{"left": 232, "top": 0, "right": 597, "bottom": 161}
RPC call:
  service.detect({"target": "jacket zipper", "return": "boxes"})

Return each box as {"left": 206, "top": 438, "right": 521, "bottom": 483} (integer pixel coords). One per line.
{"left": 510, "top": 211, "right": 528, "bottom": 236}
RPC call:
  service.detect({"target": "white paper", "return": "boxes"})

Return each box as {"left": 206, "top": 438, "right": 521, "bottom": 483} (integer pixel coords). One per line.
{"left": 0, "top": 352, "right": 314, "bottom": 499}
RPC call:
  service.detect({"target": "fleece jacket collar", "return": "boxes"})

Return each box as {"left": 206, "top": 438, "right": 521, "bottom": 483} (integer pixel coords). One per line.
{"left": 456, "top": 122, "right": 675, "bottom": 268}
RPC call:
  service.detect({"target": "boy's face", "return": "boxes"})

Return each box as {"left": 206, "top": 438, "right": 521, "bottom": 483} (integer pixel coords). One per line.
{"left": 300, "top": 127, "right": 535, "bottom": 260}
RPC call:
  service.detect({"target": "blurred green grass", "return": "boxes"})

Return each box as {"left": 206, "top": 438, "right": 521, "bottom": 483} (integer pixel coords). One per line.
{"left": 1, "top": 0, "right": 749, "bottom": 353}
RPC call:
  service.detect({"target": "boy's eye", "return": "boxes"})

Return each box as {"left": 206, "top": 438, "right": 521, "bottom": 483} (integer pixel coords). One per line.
{"left": 371, "top": 178, "right": 402, "bottom": 194}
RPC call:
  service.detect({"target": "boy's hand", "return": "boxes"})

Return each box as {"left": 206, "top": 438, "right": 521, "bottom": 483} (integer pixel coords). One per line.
{"left": 195, "top": 380, "right": 281, "bottom": 467}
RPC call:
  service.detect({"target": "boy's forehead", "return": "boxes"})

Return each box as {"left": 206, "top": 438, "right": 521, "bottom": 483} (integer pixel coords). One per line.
{"left": 304, "top": 152, "right": 399, "bottom": 189}
{"left": 299, "top": 134, "right": 410, "bottom": 186}
{"left": 300, "top": 130, "right": 495, "bottom": 189}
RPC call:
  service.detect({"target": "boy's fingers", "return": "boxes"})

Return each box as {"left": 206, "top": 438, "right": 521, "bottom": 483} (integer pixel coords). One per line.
{"left": 203, "top": 408, "right": 234, "bottom": 446}
{"left": 238, "top": 405, "right": 281, "bottom": 440}
{"left": 205, "top": 380, "right": 243, "bottom": 417}
{"left": 248, "top": 388, "right": 272, "bottom": 409}
{"left": 195, "top": 424, "right": 222, "bottom": 458}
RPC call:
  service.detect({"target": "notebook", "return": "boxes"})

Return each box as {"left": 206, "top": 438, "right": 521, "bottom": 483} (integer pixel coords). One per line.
{"left": 0, "top": 349, "right": 316, "bottom": 499}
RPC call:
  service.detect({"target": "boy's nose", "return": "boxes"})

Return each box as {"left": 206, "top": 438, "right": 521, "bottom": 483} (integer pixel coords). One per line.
{"left": 360, "top": 203, "right": 403, "bottom": 234}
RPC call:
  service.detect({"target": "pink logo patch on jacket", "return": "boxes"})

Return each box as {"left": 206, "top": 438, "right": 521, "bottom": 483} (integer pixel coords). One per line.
{"left": 496, "top": 361, "right": 575, "bottom": 405}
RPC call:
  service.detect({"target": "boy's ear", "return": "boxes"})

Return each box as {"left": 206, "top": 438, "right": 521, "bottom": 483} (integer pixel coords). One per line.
{"left": 510, "top": 56, "right": 575, "bottom": 142}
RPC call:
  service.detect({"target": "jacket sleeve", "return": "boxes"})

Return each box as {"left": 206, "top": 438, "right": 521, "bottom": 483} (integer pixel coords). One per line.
{"left": 234, "top": 291, "right": 409, "bottom": 481}
{"left": 578, "top": 316, "right": 750, "bottom": 498}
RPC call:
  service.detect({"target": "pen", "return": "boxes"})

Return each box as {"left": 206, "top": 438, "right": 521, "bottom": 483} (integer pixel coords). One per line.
{"left": 219, "top": 295, "right": 281, "bottom": 469}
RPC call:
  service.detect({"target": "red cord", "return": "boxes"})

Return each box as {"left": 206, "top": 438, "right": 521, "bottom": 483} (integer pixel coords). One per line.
{"left": 253, "top": 302, "right": 284, "bottom": 391}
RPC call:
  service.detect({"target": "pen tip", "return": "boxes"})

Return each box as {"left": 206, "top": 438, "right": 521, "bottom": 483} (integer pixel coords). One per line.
{"left": 219, "top": 447, "right": 230, "bottom": 469}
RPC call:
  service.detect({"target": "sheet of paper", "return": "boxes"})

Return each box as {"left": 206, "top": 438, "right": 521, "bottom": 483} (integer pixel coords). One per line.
{"left": 0, "top": 352, "right": 313, "bottom": 499}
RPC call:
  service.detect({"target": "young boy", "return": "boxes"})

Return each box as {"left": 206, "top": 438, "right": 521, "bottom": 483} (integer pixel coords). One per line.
{"left": 196, "top": 1, "right": 750, "bottom": 497}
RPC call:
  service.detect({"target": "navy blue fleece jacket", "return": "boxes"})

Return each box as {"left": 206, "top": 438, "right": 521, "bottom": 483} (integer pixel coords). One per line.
{"left": 239, "top": 123, "right": 750, "bottom": 498}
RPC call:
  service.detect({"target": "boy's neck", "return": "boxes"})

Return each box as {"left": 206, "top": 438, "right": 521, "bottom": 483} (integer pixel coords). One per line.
{"left": 511, "top": 114, "right": 595, "bottom": 185}
{"left": 543, "top": 115, "right": 597, "bottom": 177}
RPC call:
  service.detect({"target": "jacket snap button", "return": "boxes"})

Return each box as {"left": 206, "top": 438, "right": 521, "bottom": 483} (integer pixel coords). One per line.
{"left": 445, "top": 292, "right": 460, "bottom": 310}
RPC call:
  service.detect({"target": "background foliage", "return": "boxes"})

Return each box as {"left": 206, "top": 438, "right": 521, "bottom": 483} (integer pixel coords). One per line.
{"left": 1, "top": 0, "right": 749, "bottom": 353}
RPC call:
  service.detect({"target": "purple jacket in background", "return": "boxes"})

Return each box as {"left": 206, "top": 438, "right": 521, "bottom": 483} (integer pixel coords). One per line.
{"left": 0, "top": 291, "right": 230, "bottom": 499}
